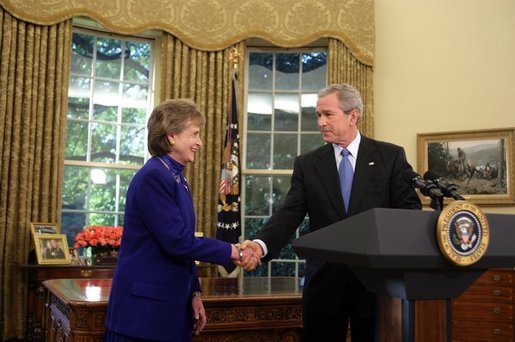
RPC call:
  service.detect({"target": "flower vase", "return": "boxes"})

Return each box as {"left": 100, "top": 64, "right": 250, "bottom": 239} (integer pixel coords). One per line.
{"left": 91, "top": 247, "right": 119, "bottom": 266}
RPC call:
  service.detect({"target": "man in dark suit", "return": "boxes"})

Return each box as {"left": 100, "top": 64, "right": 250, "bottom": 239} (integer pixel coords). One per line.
{"left": 241, "top": 83, "right": 422, "bottom": 341}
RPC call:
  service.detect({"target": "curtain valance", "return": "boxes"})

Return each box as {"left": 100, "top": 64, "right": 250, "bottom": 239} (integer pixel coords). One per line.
{"left": 1, "top": 0, "right": 374, "bottom": 65}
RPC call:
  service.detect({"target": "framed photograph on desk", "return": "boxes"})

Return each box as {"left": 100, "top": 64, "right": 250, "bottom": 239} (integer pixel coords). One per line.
{"left": 30, "top": 222, "right": 60, "bottom": 235}
{"left": 34, "top": 233, "right": 71, "bottom": 265}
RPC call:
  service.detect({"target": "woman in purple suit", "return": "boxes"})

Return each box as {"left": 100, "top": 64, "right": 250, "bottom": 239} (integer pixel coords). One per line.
{"left": 104, "top": 99, "right": 258, "bottom": 342}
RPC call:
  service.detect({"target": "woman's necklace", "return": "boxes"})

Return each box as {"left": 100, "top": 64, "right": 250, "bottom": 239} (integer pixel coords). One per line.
{"left": 156, "top": 156, "right": 189, "bottom": 192}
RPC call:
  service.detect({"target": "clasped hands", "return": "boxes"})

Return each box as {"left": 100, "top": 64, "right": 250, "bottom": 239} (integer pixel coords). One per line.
{"left": 231, "top": 240, "right": 263, "bottom": 271}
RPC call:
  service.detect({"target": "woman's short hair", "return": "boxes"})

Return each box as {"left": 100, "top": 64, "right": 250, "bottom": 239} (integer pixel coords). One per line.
{"left": 147, "top": 99, "right": 206, "bottom": 156}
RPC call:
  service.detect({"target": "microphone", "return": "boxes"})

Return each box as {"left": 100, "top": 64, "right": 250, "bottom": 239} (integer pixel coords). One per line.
{"left": 423, "top": 170, "right": 465, "bottom": 200}
{"left": 402, "top": 170, "right": 443, "bottom": 199}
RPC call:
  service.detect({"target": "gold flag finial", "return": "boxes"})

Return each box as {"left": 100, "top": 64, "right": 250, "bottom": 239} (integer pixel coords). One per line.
{"left": 229, "top": 47, "right": 241, "bottom": 70}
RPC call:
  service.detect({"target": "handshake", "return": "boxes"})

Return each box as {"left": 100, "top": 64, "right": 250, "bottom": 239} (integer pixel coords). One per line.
{"left": 231, "top": 240, "right": 263, "bottom": 271}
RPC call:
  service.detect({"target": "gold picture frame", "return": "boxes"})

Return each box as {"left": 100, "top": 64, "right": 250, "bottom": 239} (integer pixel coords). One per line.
{"left": 30, "top": 222, "right": 60, "bottom": 235}
{"left": 417, "top": 128, "right": 514, "bottom": 206}
{"left": 33, "top": 233, "right": 71, "bottom": 265}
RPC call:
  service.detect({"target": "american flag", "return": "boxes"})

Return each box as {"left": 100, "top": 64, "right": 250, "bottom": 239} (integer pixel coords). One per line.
{"left": 216, "top": 74, "right": 241, "bottom": 274}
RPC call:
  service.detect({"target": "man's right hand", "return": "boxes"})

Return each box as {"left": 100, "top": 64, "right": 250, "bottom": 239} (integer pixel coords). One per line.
{"left": 238, "top": 240, "right": 264, "bottom": 271}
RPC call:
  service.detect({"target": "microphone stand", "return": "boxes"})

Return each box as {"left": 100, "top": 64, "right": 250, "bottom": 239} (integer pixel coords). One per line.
{"left": 419, "top": 181, "right": 444, "bottom": 210}
{"left": 429, "top": 194, "right": 444, "bottom": 210}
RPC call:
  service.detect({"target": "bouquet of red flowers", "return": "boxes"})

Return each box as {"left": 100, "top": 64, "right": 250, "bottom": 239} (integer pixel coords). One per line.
{"left": 74, "top": 225, "right": 123, "bottom": 249}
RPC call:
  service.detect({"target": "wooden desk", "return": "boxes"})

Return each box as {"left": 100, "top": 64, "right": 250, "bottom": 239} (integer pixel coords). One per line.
{"left": 43, "top": 277, "right": 303, "bottom": 342}
{"left": 23, "top": 265, "right": 115, "bottom": 341}
{"left": 196, "top": 277, "right": 303, "bottom": 341}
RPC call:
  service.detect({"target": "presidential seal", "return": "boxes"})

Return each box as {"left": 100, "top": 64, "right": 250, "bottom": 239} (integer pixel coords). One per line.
{"left": 436, "top": 201, "right": 489, "bottom": 266}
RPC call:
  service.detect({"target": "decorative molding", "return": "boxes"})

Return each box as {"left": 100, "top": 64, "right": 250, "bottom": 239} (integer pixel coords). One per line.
{"left": 75, "top": 312, "right": 89, "bottom": 329}
{"left": 1, "top": 0, "right": 374, "bottom": 65}
{"left": 205, "top": 303, "right": 302, "bottom": 326}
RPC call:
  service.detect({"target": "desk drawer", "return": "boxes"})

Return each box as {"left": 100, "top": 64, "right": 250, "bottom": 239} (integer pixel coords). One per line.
{"left": 32, "top": 267, "right": 115, "bottom": 280}
{"left": 457, "top": 286, "right": 513, "bottom": 303}
{"left": 475, "top": 270, "right": 513, "bottom": 287}
{"left": 452, "top": 320, "right": 513, "bottom": 342}
{"left": 453, "top": 301, "right": 513, "bottom": 322}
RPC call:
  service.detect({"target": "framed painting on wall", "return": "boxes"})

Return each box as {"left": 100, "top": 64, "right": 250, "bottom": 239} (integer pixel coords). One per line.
{"left": 417, "top": 128, "right": 514, "bottom": 206}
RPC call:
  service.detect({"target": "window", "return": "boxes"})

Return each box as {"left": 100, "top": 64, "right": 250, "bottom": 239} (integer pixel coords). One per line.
{"left": 242, "top": 49, "right": 327, "bottom": 277}
{"left": 61, "top": 29, "right": 154, "bottom": 245}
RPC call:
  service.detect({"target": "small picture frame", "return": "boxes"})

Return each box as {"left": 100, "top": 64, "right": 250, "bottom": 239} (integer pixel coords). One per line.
{"left": 33, "top": 233, "right": 71, "bottom": 265}
{"left": 30, "top": 222, "right": 60, "bottom": 235}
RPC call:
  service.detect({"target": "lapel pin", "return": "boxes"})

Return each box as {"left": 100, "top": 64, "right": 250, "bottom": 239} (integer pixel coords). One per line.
{"left": 369, "top": 162, "right": 375, "bottom": 166}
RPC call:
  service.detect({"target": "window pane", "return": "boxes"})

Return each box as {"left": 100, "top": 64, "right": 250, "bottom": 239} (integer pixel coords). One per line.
{"left": 61, "top": 212, "right": 87, "bottom": 246}
{"left": 301, "top": 93, "right": 318, "bottom": 131}
{"left": 298, "top": 263, "right": 306, "bottom": 277}
{"left": 89, "top": 213, "right": 116, "bottom": 226}
{"left": 118, "top": 169, "right": 137, "bottom": 210}
{"left": 68, "top": 77, "right": 91, "bottom": 120}
{"left": 272, "top": 176, "right": 290, "bottom": 212}
{"left": 93, "top": 104, "right": 118, "bottom": 123}
{"left": 89, "top": 168, "right": 116, "bottom": 211}
{"left": 246, "top": 133, "right": 271, "bottom": 169}
{"left": 271, "top": 262, "right": 296, "bottom": 276}
{"left": 122, "top": 107, "right": 147, "bottom": 125}
{"left": 301, "top": 134, "right": 322, "bottom": 154}
{"left": 120, "top": 125, "right": 145, "bottom": 165}
{"left": 62, "top": 166, "right": 89, "bottom": 211}
{"left": 301, "top": 53, "right": 327, "bottom": 91}
{"left": 95, "top": 38, "right": 122, "bottom": 79}
{"left": 279, "top": 241, "right": 296, "bottom": 259}
{"left": 122, "top": 83, "right": 148, "bottom": 116}
{"left": 117, "top": 214, "right": 125, "bottom": 227}
{"left": 124, "top": 41, "right": 150, "bottom": 83}
{"left": 244, "top": 217, "right": 269, "bottom": 240}
{"left": 275, "top": 53, "right": 299, "bottom": 90}
{"left": 244, "top": 175, "right": 271, "bottom": 216}
{"left": 71, "top": 32, "right": 93, "bottom": 76}
{"left": 299, "top": 218, "right": 310, "bottom": 237}
{"left": 273, "top": 133, "right": 297, "bottom": 169}
{"left": 247, "top": 92, "right": 272, "bottom": 131}
{"left": 91, "top": 122, "right": 116, "bottom": 162}
{"left": 274, "top": 93, "right": 299, "bottom": 131}
{"left": 248, "top": 53, "right": 273, "bottom": 90}
{"left": 65, "top": 120, "right": 88, "bottom": 160}
{"left": 93, "top": 81, "right": 120, "bottom": 121}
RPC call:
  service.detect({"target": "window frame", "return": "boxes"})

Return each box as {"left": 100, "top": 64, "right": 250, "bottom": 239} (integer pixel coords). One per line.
{"left": 61, "top": 26, "right": 158, "bottom": 243}
{"left": 242, "top": 47, "right": 328, "bottom": 278}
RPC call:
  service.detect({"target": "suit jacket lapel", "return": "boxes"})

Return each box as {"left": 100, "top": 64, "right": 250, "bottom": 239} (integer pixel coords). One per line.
{"left": 348, "top": 136, "right": 378, "bottom": 215}
{"left": 314, "top": 144, "right": 346, "bottom": 219}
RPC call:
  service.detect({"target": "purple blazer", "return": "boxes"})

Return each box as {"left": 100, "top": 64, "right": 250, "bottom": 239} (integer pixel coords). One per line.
{"left": 105, "top": 155, "right": 233, "bottom": 341}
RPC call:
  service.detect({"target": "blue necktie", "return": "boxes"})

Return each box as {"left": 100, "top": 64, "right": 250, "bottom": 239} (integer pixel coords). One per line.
{"left": 339, "top": 148, "right": 353, "bottom": 213}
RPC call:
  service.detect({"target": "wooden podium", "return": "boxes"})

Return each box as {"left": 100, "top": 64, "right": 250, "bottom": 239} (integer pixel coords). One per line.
{"left": 292, "top": 208, "right": 515, "bottom": 341}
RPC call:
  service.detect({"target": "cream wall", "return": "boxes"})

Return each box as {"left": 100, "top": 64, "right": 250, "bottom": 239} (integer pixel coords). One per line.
{"left": 374, "top": 0, "right": 515, "bottom": 213}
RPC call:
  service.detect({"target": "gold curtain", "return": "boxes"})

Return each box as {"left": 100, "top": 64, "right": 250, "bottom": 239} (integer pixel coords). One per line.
{"left": 328, "top": 38, "right": 374, "bottom": 137}
{"left": 1, "top": 0, "right": 374, "bottom": 66}
{"left": 161, "top": 35, "right": 246, "bottom": 241}
{"left": 0, "top": 7, "right": 71, "bottom": 340}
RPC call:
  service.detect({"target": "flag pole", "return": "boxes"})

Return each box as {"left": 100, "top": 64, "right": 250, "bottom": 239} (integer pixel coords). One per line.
{"left": 217, "top": 47, "right": 242, "bottom": 277}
